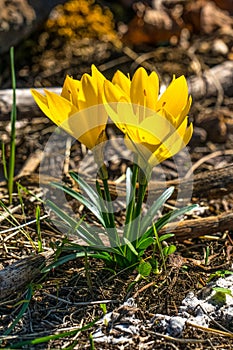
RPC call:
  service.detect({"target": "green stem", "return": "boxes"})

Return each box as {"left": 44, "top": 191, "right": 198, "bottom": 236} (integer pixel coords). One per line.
{"left": 98, "top": 165, "right": 122, "bottom": 250}
{"left": 134, "top": 169, "right": 148, "bottom": 240}
{"left": 102, "top": 177, "right": 115, "bottom": 229}
{"left": 1, "top": 142, "right": 8, "bottom": 180}
{"left": 95, "top": 180, "right": 111, "bottom": 228}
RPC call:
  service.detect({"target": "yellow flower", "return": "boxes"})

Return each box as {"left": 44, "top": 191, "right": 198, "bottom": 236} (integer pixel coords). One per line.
{"left": 31, "top": 65, "right": 108, "bottom": 151}
{"left": 103, "top": 67, "right": 193, "bottom": 167}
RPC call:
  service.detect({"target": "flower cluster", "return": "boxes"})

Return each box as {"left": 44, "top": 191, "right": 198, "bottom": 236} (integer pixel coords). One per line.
{"left": 32, "top": 65, "right": 192, "bottom": 171}
{"left": 46, "top": 0, "right": 119, "bottom": 45}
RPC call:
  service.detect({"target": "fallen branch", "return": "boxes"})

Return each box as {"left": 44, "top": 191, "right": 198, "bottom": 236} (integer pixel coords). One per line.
{"left": 0, "top": 255, "right": 46, "bottom": 301}
{"left": 1, "top": 163, "right": 233, "bottom": 200}
{"left": 159, "top": 210, "right": 233, "bottom": 241}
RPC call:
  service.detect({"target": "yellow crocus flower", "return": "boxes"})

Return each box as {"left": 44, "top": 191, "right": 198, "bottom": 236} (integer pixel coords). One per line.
{"left": 31, "top": 65, "right": 108, "bottom": 151}
{"left": 103, "top": 67, "right": 193, "bottom": 167}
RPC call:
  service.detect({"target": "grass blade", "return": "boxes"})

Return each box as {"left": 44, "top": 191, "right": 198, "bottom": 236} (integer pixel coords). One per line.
{"left": 10, "top": 317, "right": 100, "bottom": 348}
{"left": 2, "top": 285, "right": 32, "bottom": 338}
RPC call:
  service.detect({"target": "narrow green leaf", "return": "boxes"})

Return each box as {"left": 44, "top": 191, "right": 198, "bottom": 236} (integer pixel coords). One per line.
{"left": 159, "top": 233, "right": 174, "bottom": 242}
{"left": 41, "top": 252, "right": 86, "bottom": 273}
{"left": 70, "top": 171, "right": 101, "bottom": 210}
{"left": 123, "top": 237, "right": 138, "bottom": 256}
{"left": 51, "top": 182, "right": 106, "bottom": 227}
{"left": 140, "top": 186, "right": 174, "bottom": 235}
{"left": 136, "top": 237, "right": 154, "bottom": 250}
{"left": 46, "top": 200, "right": 103, "bottom": 246}
{"left": 10, "top": 317, "right": 100, "bottom": 348}
{"left": 8, "top": 47, "right": 17, "bottom": 204}
{"left": 3, "top": 285, "right": 32, "bottom": 337}
{"left": 155, "top": 204, "right": 197, "bottom": 232}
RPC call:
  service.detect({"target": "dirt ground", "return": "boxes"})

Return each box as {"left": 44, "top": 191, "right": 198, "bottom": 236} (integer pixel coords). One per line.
{"left": 1, "top": 0, "right": 233, "bottom": 349}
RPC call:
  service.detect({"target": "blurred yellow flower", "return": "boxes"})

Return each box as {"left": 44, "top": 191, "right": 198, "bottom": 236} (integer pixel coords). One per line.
{"left": 103, "top": 67, "right": 193, "bottom": 167}
{"left": 31, "top": 65, "right": 108, "bottom": 151}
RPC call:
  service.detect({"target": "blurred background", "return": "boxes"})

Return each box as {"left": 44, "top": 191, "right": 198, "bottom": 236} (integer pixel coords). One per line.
{"left": 0, "top": 0, "right": 233, "bottom": 89}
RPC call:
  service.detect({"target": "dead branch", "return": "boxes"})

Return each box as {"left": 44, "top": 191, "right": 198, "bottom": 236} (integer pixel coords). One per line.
{"left": 159, "top": 210, "right": 233, "bottom": 241}
{"left": 6, "top": 160, "right": 233, "bottom": 202}
{"left": 0, "top": 255, "right": 45, "bottom": 300}
{"left": 1, "top": 61, "right": 233, "bottom": 120}
{"left": 1, "top": 163, "right": 233, "bottom": 201}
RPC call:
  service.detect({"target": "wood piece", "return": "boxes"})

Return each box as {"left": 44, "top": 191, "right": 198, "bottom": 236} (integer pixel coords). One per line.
{"left": 0, "top": 254, "right": 45, "bottom": 300}
{"left": 167, "top": 163, "right": 233, "bottom": 200}
{"left": 8, "top": 163, "right": 233, "bottom": 200}
{"left": 1, "top": 61, "right": 233, "bottom": 120}
{"left": 0, "top": 87, "right": 61, "bottom": 120}
{"left": 159, "top": 210, "right": 233, "bottom": 241}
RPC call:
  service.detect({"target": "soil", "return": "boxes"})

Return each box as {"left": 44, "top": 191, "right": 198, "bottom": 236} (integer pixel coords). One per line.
{"left": 1, "top": 1, "right": 233, "bottom": 349}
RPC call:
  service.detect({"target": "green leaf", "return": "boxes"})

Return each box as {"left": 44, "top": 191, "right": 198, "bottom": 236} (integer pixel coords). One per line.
{"left": 8, "top": 47, "right": 17, "bottom": 204}
{"left": 163, "top": 244, "right": 176, "bottom": 256}
{"left": 136, "top": 237, "right": 154, "bottom": 250}
{"left": 140, "top": 186, "right": 174, "bottom": 235}
{"left": 123, "top": 237, "right": 138, "bottom": 256}
{"left": 41, "top": 252, "right": 86, "bottom": 273}
{"left": 212, "top": 287, "right": 232, "bottom": 295}
{"left": 2, "top": 285, "right": 32, "bottom": 339}
{"left": 46, "top": 200, "right": 103, "bottom": 246}
{"left": 51, "top": 182, "right": 106, "bottom": 227}
{"left": 138, "top": 261, "right": 152, "bottom": 277}
{"left": 155, "top": 204, "right": 197, "bottom": 232}
{"left": 159, "top": 233, "right": 174, "bottom": 242}
{"left": 70, "top": 171, "right": 102, "bottom": 210}
{"left": 10, "top": 317, "right": 100, "bottom": 348}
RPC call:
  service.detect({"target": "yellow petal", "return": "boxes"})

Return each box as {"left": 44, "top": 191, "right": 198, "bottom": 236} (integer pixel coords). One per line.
{"left": 130, "top": 67, "right": 148, "bottom": 107}
{"left": 149, "top": 71, "right": 159, "bottom": 100}
{"left": 61, "top": 76, "right": 80, "bottom": 108}
{"left": 130, "top": 67, "right": 159, "bottom": 118}
{"left": 183, "top": 122, "right": 193, "bottom": 145}
{"left": 104, "top": 80, "right": 128, "bottom": 103}
{"left": 31, "top": 89, "right": 51, "bottom": 119}
{"left": 78, "top": 127, "right": 105, "bottom": 150}
{"left": 156, "top": 76, "right": 188, "bottom": 117}
{"left": 155, "top": 118, "right": 189, "bottom": 160}
{"left": 68, "top": 106, "right": 107, "bottom": 149}
{"left": 147, "top": 71, "right": 160, "bottom": 109}
{"left": 138, "top": 113, "right": 172, "bottom": 145}
{"left": 45, "top": 90, "right": 78, "bottom": 135}
{"left": 91, "top": 65, "right": 105, "bottom": 102}
{"left": 116, "top": 102, "right": 138, "bottom": 126}
{"left": 175, "top": 95, "right": 192, "bottom": 128}
{"left": 112, "top": 70, "right": 130, "bottom": 96}
{"left": 79, "top": 73, "right": 98, "bottom": 110}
